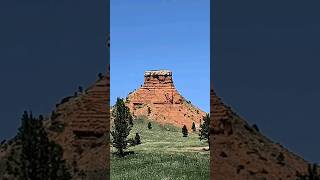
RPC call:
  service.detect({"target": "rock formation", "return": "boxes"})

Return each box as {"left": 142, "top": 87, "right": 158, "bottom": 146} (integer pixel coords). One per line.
{"left": 0, "top": 33, "right": 110, "bottom": 179}
{"left": 46, "top": 71, "right": 109, "bottom": 178}
{"left": 0, "top": 70, "right": 110, "bottom": 179}
{"left": 210, "top": 88, "right": 315, "bottom": 179}
{"left": 125, "top": 70, "right": 206, "bottom": 129}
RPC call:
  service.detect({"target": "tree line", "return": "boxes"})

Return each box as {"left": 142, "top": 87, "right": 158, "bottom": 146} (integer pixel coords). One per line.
{"left": 111, "top": 97, "right": 211, "bottom": 157}
{"left": 4, "top": 111, "right": 71, "bottom": 179}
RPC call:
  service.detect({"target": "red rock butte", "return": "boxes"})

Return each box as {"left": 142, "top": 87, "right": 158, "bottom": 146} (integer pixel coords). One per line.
{"left": 126, "top": 70, "right": 206, "bottom": 129}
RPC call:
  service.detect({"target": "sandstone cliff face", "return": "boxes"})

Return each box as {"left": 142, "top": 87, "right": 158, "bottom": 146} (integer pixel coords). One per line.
{"left": 210, "top": 89, "right": 312, "bottom": 180}
{"left": 0, "top": 71, "right": 110, "bottom": 180}
{"left": 46, "top": 73, "right": 109, "bottom": 178}
{"left": 125, "top": 70, "right": 206, "bottom": 129}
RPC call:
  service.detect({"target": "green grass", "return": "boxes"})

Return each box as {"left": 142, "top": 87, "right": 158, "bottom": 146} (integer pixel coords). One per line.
{"left": 111, "top": 119, "right": 210, "bottom": 180}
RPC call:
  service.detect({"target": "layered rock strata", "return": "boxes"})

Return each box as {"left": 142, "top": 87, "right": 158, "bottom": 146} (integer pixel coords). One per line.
{"left": 126, "top": 70, "right": 206, "bottom": 129}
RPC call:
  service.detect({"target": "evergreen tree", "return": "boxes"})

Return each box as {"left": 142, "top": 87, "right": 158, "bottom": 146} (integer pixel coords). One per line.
{"left": 199, "top": 114, "right": 210, "bottom": 149}
{"left": 182, "top": 125, "right": 188, "bottom": 137}
{"left": 111, "top": 98, "right": 132, "bottom": 157}
{"left": 98, "top": 73, "right": 104, "bottom": 80}
{"left": 78, "top": 86, "right": 83, "bottom": 93}
{"left": 148, "top": 122, "right": 152, "bottom": 130}
{"left": 192, "top": 122, "right": 196, "bottom": 132}
{"left": 297, "top": 163, "right": 320, "bottom": 180}
{"left": 6, "top": 111, "right": 71, "bottom": 180}
{"left": 128, "top": 114, "right": 133, "bottom": 126}
{"left": 252, "top": 124, "right": 260, "bottom": 132}
{"left": 48, "top": 142, "right": 72, "bottom": 180}
{"left": 134, "top": 133, "right": 141, "bottom": 145}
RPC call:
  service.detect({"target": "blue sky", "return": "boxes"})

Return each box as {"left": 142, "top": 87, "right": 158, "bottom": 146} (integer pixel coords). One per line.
{"left": 110, "top": 0, "right": 210, "bottom": 112}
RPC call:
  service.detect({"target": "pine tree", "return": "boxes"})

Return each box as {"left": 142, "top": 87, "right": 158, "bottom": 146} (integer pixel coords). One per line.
{"left": 111, "top": 98, "right": 133, "bottom": 157}
{"left": 48, "top": 142, "right": 72, "bottom": 180}
{"left": 308, "top": 163, "right": 320, "bottom": 180}
{"left": 128, "top": 114, "right": 133, "bottom": 126}
{"left": 148, "top": 122, "right": 152, "bottom": 129}
{"left": 6, "top": 111, "right": 71, "bottom": 179}
{"left": 182, "top": 125, "right": 188, "bottom": 137}
{"left": 192, "top": 122, "right": 196, "bottom": 132}
{"left": 297, "top": 163, "right": 320, "bottom": 180}
{"left": 134, "top": 133, "right": 141, "bottom": 145}
{"left": 78, "top": 86, "right": 83, "bottom": 93}
{"left": 199, "top": 113, "right": 210, "bottom": 149}
{"left": 98, "top": 73, "right": 104, "bottom": 80}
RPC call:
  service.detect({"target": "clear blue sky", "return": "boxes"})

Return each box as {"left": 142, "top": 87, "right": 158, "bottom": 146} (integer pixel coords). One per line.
{"left": 110, "top": 0, "right": 210, "bottom": 112}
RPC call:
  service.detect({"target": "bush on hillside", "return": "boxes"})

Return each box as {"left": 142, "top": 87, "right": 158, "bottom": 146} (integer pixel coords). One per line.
{"left": 192, "top": 122, "right": 196, "bottom": 132}
{"left": 182, "top": 125, "right": 188, "bottom": 137}
{"left": 134, "top": 133, "right": 141, "bottom": 145}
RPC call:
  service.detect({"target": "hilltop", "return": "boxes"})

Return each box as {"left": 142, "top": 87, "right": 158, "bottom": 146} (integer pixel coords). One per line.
{"left": 125, "top": 70, "right": 206, "bottom": 130}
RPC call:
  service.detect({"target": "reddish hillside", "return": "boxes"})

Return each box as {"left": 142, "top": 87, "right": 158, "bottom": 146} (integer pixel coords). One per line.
{"left": 46, "top": 73, "right": 109, "bottom": 178}
{"left": 0, "top": 71, "right": 110, "bottom": 179}
{"left": 125, "top": 70, "right": 206, "bottom": 130}
{"left": 210, "top": 89, "right": 314, "bottom": 179}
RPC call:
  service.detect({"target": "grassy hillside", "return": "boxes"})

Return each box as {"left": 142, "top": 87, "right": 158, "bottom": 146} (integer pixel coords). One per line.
{"left": 111, "top": 119, "right": 210, "bottom": 180}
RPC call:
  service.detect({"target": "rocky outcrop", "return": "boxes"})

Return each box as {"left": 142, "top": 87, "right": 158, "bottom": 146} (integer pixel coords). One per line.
{"left": 125, "top": 70, "right": 206, "bottom": 129}
{"left": 0, "top": 70, "right": 110, "bottom": 179}
{"left": 210, "top": 88, "right": 313, "bottom": 180}
{"left": 44, "top": 70, "right": 109, "bottom": 179}
{"left": 47, "top": 72, "right": 109, "bottom": 178}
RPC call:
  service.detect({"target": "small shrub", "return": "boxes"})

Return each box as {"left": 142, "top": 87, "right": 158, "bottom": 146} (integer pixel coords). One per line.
{"left": 134, "top": 133, "right": 141, "bottom": 145}
{"left": 98, "top": 73, "right": 104, "bottom": 80}
{"left": 244, "top": 124, "right": 254, "bottom": 133}
{"left": 277, "top": 152, "right": 285, "bottom": 166}
{"left": 220, "top": 151, "right": 228, "bottom": 158}
{"left": 182, "top": 125, "right": 188, "bottom": 137}
{"left": 148, "top": 122, "right": 152, "bottom": 129}
{"left": 78, "top": 86, "right": 83, "bottom": 93}
{"left": 191, "top": 122, "right": 196, "bottom": 132}
{"left": 277, "top": 152, "right": 285, "bottom": 162}
{"left": 252, "top": 124, "right": 260, "bottom": 132}
{"left": 237, "top": 165, "right": 245, "bottom": 174}
{"left": 1, "top": 139, "right": 6, "bottom": 145}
